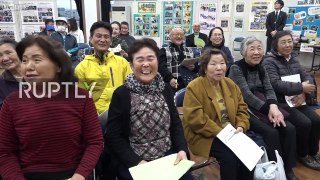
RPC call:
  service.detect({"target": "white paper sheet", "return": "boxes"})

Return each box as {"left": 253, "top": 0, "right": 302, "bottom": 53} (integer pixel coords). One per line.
{"left": 281, "top": 74, "right": 306, "bottom": 107}
{"left": 129, "top": 153, "right": 195, "bottom": 180}
{"left": 108, "top": 44, "right": 122, "bottom": 53}
{"left": 216, "top": 124, "right": 264, "bottom": 171}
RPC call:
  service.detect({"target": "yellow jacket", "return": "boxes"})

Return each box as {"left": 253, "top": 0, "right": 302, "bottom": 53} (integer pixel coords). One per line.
{"left": 182, "top": 76, "right": 249, "bottom": 157}
{"left": 75, "top": 52, "right": 132, "bottom": 113}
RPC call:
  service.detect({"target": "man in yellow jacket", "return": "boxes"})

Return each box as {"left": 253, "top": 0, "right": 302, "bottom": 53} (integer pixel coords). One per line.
{"left": 75, "top": 21, "right": 132, "bottom": 114}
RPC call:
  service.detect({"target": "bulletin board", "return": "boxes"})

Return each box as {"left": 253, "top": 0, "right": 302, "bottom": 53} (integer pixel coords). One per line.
{"left": 286, "top": 6, "right": 320, "bottom": 37}
{"left": 162, "top": 1, "right": 193, "bottom": 45}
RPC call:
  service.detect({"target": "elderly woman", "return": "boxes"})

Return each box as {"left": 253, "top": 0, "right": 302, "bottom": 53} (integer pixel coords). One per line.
{"left": 228, "top": 36, "right": 297, "bottom": 180}
{"left": 182, "top": 49, "right": 250, "bottom": 180}
{"left": 0, "top": 39, "right": 22, "bottom": 109}
{"left": 203, "top": 27, "right": 234, "bottom": 65}
{"left": 0, "top": 36, "right": 103, "bottom": 180}
{"left": 106, "top": 38, "right": 192, "bottom": 179}
{"left": 263, "top": 30, "right": 320, "bottom": 170}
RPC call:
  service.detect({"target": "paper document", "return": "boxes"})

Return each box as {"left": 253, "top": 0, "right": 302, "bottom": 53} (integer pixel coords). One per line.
{"left": 108, "top": 44, "right": 122, "bottom": 53}
{"left": 129, "top": 153, "right": 195, "bottom": 180}
{"left": 216, "top": 124, "right": 264, "bottom": 171}
{"left": 180, "top": 57, "right": 200, "bottom": 67}
{"left": 281, "top": 74, "right": 306, "bottom": 107}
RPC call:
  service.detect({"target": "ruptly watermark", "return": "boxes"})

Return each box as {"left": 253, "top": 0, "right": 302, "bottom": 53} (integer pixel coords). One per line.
{"left": 19, "top": 82, "right": 97, "bottom": 99}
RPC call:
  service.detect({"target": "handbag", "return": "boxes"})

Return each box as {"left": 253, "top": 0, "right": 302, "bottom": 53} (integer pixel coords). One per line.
{"left": 250, "top": 91, "right": 290, "bottom": 124}
{"left": 254, "top": 147, "right": 286, "bottom": 180}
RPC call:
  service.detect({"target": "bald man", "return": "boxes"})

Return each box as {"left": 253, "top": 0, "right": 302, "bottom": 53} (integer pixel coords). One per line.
{"left": 158, "top": 27, "right": 199, "bottom": 90}
{"left": 185, "top": 23, "right": 208, "bottom": 47}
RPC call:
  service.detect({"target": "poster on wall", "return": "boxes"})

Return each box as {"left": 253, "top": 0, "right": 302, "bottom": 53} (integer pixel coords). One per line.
{"left": 21, "top": 25, "right": 41, "bottom": 37}
{"left": 220, "top": 2, "right": 231, "bottom": 17}
{"left": 138, "top": 2, "right": 156, "bottom": 13}
{"left": 199, "top": 3, "right": 217, "bottom": 30}
{"left": 162, "top": 1, "right": 193, "bottom": 45}
{"left": 20, "top": 3, "right": 39, "bottom": 24}
{"left": 235, "top": 1, "right": 245, "bottom": 16}
{"left": 37, "top": 2, "right": 54, "bottom": 22}
{"left": 287, "top": 6, "right": 320, "bottom": 38}
{"left": 248, "top": 1, "right": 272, "bottom": 31}
{"left": 133, "top": 14, "right": 160, "bottom": 37}
{"left": 297, "top": 0, "right": 320, "bottom": 6}
{"left": 0, "top": 0, "right": 15, "bottom": 23}
{"left": 220, "top": 17, "right": 230, "bottom": 32}
{"left": 234, "top": 17, "right": 244, "bottom": 32}
{"left": 0, "top": 25, "right": 16, "bottom": 39}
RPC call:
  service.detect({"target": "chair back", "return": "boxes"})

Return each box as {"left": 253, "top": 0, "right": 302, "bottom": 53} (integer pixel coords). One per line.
{"left": 99, "top": 110, "right": 108, "bottom": 134}
{"left": 77, "top": 43, "right": 92, "bottom": 61}
{"left": 174, "top": 88, "right": 186, "bottom": 107}
{"left": 233, "top": 37, "right": 245, "bottom": 51}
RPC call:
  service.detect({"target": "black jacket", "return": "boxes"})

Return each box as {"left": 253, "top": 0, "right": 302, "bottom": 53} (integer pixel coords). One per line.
{"left": 185, "top": 32, "right": 208, "bottom": 47}
{"left": 105, "top": 84, "right": 189, "bottom": 168}
{"left": 51, "top": 32, "right": 78, "bottom": 59}
{"left": 266, "top": 11, "right": 287, "bottom": 36}
{"left": 0, "top": 70, "right": 19, "bottom": 109}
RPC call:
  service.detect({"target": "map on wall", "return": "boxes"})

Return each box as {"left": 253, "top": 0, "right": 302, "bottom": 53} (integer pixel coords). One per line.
{"left": 133, "top": 14, "right": 160, "bottom": 37}
{"left": 248, "top": 1, "right": 273, "bottom": 31}
{"left": 162, "top": 1, "right": 193, "bottom": 45}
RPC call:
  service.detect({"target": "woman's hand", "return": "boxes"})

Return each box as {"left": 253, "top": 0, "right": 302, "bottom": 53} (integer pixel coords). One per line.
{"left": 268, "top": 104, "right": 286, "bottom": 127}
{"left": 169, "top": 78, "right": 178, "bottom": 88}
{"left": 120, "top": 49, "right": 128, "bottom": 57}
{"left": 302, "top": 80, "right": 316, "bottom": 94}
{"left": 235, "top": 126, "right": 243, "bottom": 134}
{"left": 138, "top": 160, "right": 148, "bottom": 165}
{"left": 292, "top": 93, "right": 306, "bottom": 107}
{"left": 71, "top": 173, "right": 85, "bottom": 180}
{"left": 174, "top": 151, "right": 188, "bottom": 165}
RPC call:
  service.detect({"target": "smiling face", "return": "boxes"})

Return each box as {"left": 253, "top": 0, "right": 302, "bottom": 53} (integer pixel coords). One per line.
{"left": 131, "top": 47, "right": 158, "bottom": 85}
{"left": 111, "top": 23, "right": 120, "bottom": 37}
{"left": 90, "top": 27, "right": 111, "bottom": 54}
{"left": 205, "top": 54, "right": 227, "bottom": 86}
{"left": 277, "top": 35, "right": 293, "bottom": 59}
{"left": 244, "top": 40, "right": 264, "bottom": 66}
{"left": 0, "top": 43, "right": 20, "bottom": 72}
{"left": 210, "top": 28, "right": 223, "bottom": 46}
{"left": 21, "top": 44, "right": 60, "bottom": 85}
{"left": 169, "top": 28, "right": 185, "bottom": 46}
{"left": 120, "top": 24, "right": 129, "bottom": 35}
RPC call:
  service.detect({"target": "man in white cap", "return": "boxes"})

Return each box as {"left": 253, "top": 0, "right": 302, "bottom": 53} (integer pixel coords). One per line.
{"left": 51, "top": 17, "right": 79, "bottom": 68}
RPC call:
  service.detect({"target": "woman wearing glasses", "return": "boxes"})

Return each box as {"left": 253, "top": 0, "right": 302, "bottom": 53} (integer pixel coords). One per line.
{"left": 203, "top": 27, "right": 234, "bottom": 66}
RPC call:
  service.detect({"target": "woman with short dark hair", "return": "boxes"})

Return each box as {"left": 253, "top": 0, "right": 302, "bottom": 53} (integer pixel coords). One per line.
{"left": 0, "top": 39, "right": 21, "bottom": 109}
{"left": 0, "top": 36, "right": 103, "bottom": 180}
{"left": 263, "top": 30, "right": 320, "bottom": 171}
{"left": 183, "top": 48, "right": 251, "bottom": 180}
{"left": 106, "top": 38, "right": 192, "bottom": 180}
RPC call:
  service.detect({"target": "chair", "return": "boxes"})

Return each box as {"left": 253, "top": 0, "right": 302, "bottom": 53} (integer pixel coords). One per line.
{"left": 233, "top": 37, "right": 245, "bottom": 51}
{"left": 77, "top": 43, "right": 92, "bottom": 61}
{"left": 174, "top": 88, "right": 186, "bottom": 108}
{"left": 98, "top": 110, "right": 108, "bottom": 135}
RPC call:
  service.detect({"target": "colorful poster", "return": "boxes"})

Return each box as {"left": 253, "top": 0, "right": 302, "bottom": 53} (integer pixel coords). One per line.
{"left": 234, "top": 17, "right": 244, "bottom": 32}
{"left": 162, "top": 1, "right": 193, "bottom": 45}
{"left": 199, "top": 3, "right": 217, "bottom": 30}
{"left": 287, "top": 6, "right": 320, "bottom": 38}
{"left": 138, "top": 2, "right": 156, "bottom": 13}
{"left": 235, "top": 1, "right": 245, "bottom": 16}
{"left": 249, "top": 1, "right": 272, "bottom": 31}
{"left": 0, "top": 0, "right": 15, "bottom": 23}
{"left": 220, "top": 2, "right": 231, "bottom": 17}
{"left": 0, "top": 25, "right": 16, "bottom": 39}
{"left": 133, "top": 14, "right": 159, "bottom": 37}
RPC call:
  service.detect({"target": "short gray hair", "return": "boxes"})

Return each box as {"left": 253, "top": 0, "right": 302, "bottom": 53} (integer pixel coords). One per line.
{"left": 240, "top": 36, "right": 263, "bottom": 56}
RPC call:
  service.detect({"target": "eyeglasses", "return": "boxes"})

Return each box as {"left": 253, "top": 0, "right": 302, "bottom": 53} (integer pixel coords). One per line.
{"left": 212, "top": 33, "right": 222, "bottom": 37}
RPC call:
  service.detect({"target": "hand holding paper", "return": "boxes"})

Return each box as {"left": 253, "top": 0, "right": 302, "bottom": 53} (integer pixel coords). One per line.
{"left": 129, "top": 153, "right": 194, "bottom": 180}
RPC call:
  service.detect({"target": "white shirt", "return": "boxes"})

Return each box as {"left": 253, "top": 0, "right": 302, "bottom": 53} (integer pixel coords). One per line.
{"left": 69, "top": 29, "right": 85, "bottom": 43}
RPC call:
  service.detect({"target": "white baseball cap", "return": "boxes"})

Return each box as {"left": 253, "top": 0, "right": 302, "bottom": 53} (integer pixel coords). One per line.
{"left": 55, "top": 17, "right": 67, "bottom": 24}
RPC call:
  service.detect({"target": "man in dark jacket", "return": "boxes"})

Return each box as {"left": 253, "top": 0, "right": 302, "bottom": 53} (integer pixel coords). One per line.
{"left": 51, "top": 17, "right": 79, "bottom": 68}
{"left": 265, "top": 0, "right": 287, "bottom": 53}
{"left": 39, "top": 18, "right": 54, "bottom": 36}
{"left": 185, "top": 23, "right": 208, "bottom": 48}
